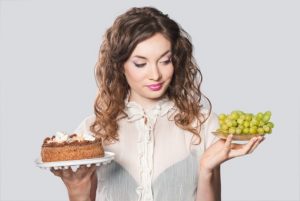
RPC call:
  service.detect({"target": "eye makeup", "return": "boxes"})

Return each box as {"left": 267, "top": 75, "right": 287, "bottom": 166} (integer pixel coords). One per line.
{"left": 133, "top": 62, "right": 146, "bottom": 68}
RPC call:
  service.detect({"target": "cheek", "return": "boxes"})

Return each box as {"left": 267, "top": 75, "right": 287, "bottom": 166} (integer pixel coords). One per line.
{"left": 124, "top": 65, "right": 146, "bottom": 84}
{"left": 162, "top": 65, "right": 174, "bottom": 79}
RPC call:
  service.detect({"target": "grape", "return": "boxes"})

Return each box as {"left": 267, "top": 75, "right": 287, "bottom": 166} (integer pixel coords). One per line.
{"left": 221, "top": 124, "right": 228, "bottom": 131}
{"left": 226, "top": 120, "right": 233, "bottom": 127}
{"left": 249, "top": 127, "right": 257, "bottom": 134}
{"left": 219, "top": 114, "right": 226, "bottom": 120}
{"left": 235, "top": 128, "right": 242, "bottom": 134}
{"left": 258, "top": 121, "right": 265, "bottom": 127}
{"left": 238, "top": 124, "right": 244, "bottom": 130}
{"left": 243, "top": 121, "right": 250, "bottom": 128}
{"left": 257, "top": 128, "right": 264, "bottom": 134}
{"left": 239, "top": 115, "right": 246, "bottom": 120}
{"left": 245, "top": 114, "right": 253, "bottom": 121}
{"left": 217, "top": 110, "right": 274, "bottom": 135}
{"left": 229, "top": 127, "right": 236, "bottom": 134}
{"left": 250, "top": 119, "right": 258, "bottom": 127}
{"left": 264, "top": 111, "right": 271, "bottom": 116}
{"left": 242, "top": 128, "right": 250, "bottom": 134}
{"left": 232, "top": 120, "right": 238, "bottom": 127}
{"left": 256, "top": 113, "right": 263, "bottom": 120}
{"left": 219, "top": 119, "right": 225, "bottom": 126}
{"left": 230, "top": 112, "right": 239, "bottom": 120}
{"left": 237, "top": 118, "right": 244, "bottom": 125}
{"left": 263, "top": 125, "right": 271, "bottom": 132}
{"left": 267, "top": 122, "right": 274, "bottom": 128}
{"left": 263, "top": 114, "right": 271, "bottom": 122}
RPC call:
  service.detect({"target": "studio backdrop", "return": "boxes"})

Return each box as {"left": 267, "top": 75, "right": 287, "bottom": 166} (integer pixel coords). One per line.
{"left": 0, "top": 0, "right": 299, "bottom": 201}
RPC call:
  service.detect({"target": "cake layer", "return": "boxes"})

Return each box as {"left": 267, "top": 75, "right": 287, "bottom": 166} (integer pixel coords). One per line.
{"left": 41, "top": 140, "right": 104, "bottom": 162}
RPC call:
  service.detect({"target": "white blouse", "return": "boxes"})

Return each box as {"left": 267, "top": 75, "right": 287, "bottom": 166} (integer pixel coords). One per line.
{"left": 74, "top": 98, "right": 219, "bottom": 201}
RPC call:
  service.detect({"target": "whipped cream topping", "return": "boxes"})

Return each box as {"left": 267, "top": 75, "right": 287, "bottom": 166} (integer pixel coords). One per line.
{"left": 54, "top": 131, "right": 69, "bottom": 143}
{"left": 46, "top": 131, "right": 96, "bottom": 144}
{"left": 71, "top": 133, "right": 95, "bottom": 142}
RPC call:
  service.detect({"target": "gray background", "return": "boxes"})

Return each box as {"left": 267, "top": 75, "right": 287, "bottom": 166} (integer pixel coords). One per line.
{"left": 0, "top": 0, "right": 299, "bottom": 200}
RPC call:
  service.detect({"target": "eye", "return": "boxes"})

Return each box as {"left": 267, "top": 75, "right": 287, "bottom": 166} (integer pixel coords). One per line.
{"left": 160, "top": 58, "right": 172, "bottom": 65}
{"left": 133, "top": 63, "right": 146, "bottom": 68}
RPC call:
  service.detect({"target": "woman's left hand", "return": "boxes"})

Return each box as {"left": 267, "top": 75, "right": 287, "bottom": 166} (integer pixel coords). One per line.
{"left": 200, "top": 134, "right": 264, "bottom": 173}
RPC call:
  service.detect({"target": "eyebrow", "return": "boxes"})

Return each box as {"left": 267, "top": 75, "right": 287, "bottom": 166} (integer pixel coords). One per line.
{"left": 133, "top": 50, "right": 171, "bottom": 61}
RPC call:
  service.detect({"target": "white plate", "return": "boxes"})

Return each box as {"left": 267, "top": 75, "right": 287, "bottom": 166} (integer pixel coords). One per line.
{"left": 35, "top": 151, "right": 115, "bottom": 172}
{"left": 212, "top": 132, "right": 266, "bottom": 141}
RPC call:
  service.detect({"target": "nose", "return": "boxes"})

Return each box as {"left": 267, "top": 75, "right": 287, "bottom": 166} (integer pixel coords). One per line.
{"left": 149, "top": 64, "right": 162, "bottom": 81}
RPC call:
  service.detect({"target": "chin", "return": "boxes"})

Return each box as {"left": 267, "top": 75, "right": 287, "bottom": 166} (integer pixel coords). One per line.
{"left": 145, "top": 89, "right": 168, "bottom": 100}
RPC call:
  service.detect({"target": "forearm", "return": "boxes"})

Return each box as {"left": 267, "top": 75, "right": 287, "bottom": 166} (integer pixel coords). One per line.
{"left": 195, "top": 166, "right": 221, "bottom": 201}
{"left": 213, "top": 166, "right": 221, "bottom": 201}
{"left": 64, "top": 176, "right": 95, "bottom": 201}
{"left": 68, "top": 194, "right": 91, "bottom": 201}
{"left": 51, "top": 166, "right": 97, "bottom": 201}
{"left": 90, "top": 171, "right": 98, "bottom": 201}
{"left": 66, "top": 183, "right": 92, "bottom": 201}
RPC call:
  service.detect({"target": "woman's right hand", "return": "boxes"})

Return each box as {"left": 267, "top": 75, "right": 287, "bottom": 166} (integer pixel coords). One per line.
{"left": 51, "top": 165, "right": 97, "bottom": 201}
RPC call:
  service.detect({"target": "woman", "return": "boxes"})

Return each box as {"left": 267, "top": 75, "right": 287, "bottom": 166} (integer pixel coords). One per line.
{"left": 51, "top": 7, "right": 264, "bottom": 201}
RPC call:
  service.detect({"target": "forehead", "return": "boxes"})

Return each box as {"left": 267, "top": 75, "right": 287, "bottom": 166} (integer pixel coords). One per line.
{"left": 131, "top": 33, "right": 171, "bottom": 58}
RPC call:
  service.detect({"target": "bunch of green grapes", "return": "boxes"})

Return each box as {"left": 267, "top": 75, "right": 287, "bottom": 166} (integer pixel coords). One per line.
{"left": 217, "top": 110, "right": 274, "bottom": 135}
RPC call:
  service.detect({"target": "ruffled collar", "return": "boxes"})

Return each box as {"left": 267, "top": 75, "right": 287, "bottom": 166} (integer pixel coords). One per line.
{"left": 124, "top": 96, "right": 176, "bottom": 122}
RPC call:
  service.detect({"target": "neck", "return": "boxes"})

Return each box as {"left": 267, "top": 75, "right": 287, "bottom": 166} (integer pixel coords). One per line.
{"left": 127, "top": 93, "right": 166, "bottom": 111}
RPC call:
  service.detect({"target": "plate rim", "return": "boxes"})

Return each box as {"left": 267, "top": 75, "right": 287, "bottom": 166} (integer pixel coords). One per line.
{"left": 35, "top": 151, "right": 115, "bottom": 168}
{"left": 212, "top": 131, "right": 266, "bottom": 141}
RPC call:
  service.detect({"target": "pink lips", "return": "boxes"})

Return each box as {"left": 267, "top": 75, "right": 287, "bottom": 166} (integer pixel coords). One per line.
{"left": 146, "top": 82, "right": 163, "bottom": 91}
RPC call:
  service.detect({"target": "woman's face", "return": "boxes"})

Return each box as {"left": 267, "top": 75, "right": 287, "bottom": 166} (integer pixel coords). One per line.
{"left": 124, "top": 33, "right": 174, "bottom": 108}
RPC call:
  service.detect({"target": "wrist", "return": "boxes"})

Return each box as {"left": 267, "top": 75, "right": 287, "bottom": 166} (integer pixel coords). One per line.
{"left": 67, "top": 187, "right": 91, "bottom": 201}
{"left": 68, "top": 193, "right": 91, "bottom": 201}
{"left": 199, "top": 160, "right": 213, "bottom": 174}
{"left": 199, "top": 161, "right": 220, "bottom": 177}
{"left": 199, "top": 168, "right": 213, "bottom": 180}
{"left": 64, "top": 180, "right": 92, "bottom": 201}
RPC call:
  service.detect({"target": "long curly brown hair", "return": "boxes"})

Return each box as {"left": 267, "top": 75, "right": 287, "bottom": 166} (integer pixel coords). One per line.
{"left": 90, "top": 7, "right": 211, "bottom": 145}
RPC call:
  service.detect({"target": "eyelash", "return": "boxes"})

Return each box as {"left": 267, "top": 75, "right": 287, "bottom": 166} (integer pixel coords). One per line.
{"left": 161, "top": 59, "right": 172, "bottom": 65}
{"left": 134, "top": 63, "right": 146, "bottom": 68}
{"left": 133, "top": 59, "right": 172, "bottom": 68}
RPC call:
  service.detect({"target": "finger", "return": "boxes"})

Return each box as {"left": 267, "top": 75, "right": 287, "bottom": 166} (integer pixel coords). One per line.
{"left": 230, "top": 143, "right": 245, "bottom": 150}
{"left": 230, "top": 136, "right": 264, "bottom": 150}
{"left": 77, "top": 164, "right": 96, "bottom": 173}
{"left": 229, "top": 137, "right": 258, "bottom": 158}
{"left": 241, "top": 137, "right": 259, "bottom": 155}
{"left": 61, "top": 168, "right": 73, "bottom": 179}
{"left": 76, "top": 165, "right": 97, "bottom": 178}
{"left": 50, "top": 168, "right": 62, "bottom": 177}
{"left": 220, "top": 134, "right": 233, "bottom": 159}
{"left": 89, "top": 164, "right": 97, "bottom": 173}
{"left": 248, "top": 136, "right": 265, "bottom": 154}
{"left": 224, "top": 134, "right": 233, "bottom": 151}
{"left": 86, "top": 165, "right": 97, "bottom": 177}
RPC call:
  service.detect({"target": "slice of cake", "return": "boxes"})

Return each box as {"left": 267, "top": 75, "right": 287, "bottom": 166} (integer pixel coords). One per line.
{"left": 41, "top": 132, "right": 104, "bottom": 162}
